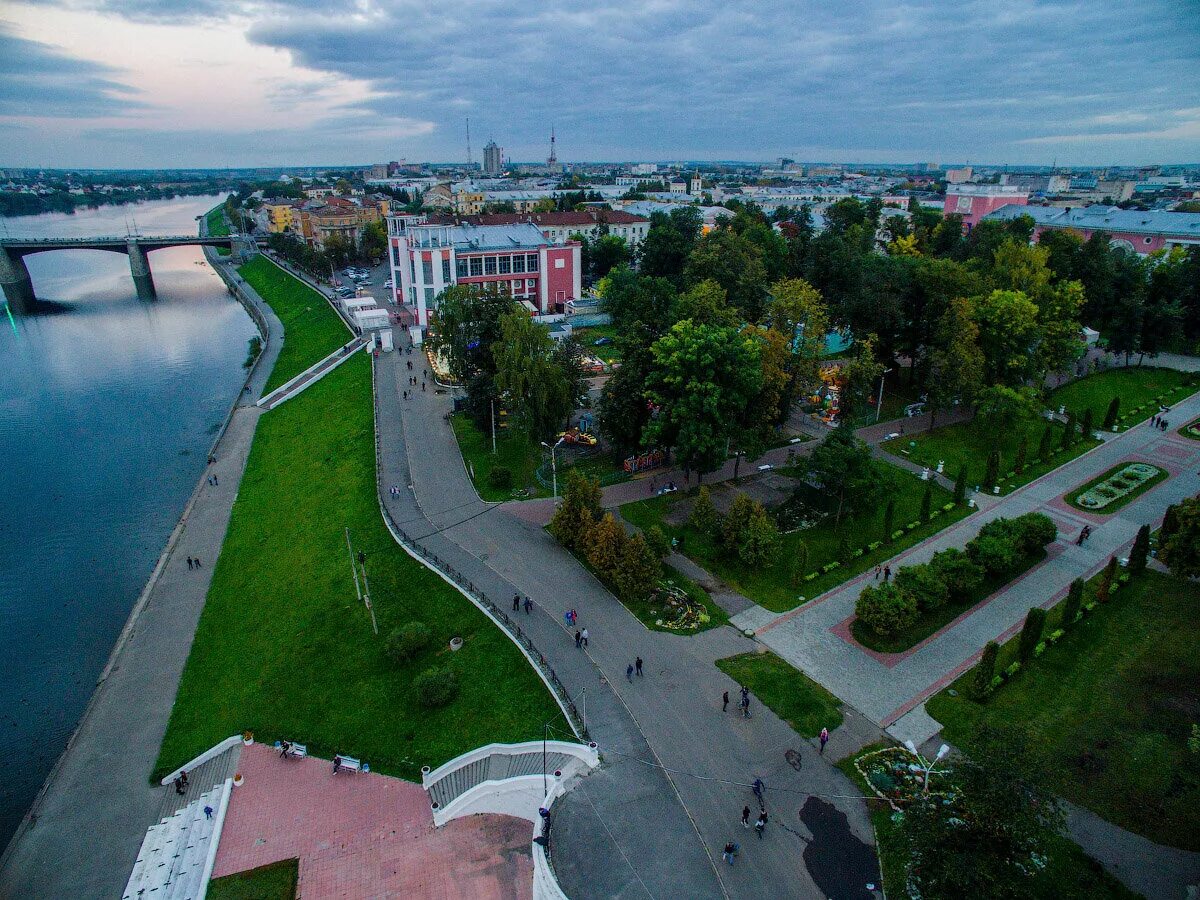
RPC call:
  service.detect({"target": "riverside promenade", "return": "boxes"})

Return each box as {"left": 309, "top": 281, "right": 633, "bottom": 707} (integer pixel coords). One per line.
{"left": 0, "top": 255, "right": 285, "bottom": 898}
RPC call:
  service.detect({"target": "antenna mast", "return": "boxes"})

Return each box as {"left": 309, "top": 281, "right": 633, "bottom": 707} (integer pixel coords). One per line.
{"left": 466, "top": 117, "right": 472, "bottom": 169}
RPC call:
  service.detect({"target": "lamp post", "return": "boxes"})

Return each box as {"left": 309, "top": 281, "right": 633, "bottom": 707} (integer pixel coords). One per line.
{"left": 875, "top": 367, "right": 894, "bottom": 423}
{"left": 903, "top": 740, "right": 950, "bottom": 793}
{"left": 541, "top": 436, "right": 566, "bottom": 501}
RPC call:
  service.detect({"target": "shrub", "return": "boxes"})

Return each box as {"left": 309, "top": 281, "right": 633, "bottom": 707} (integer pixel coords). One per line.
{"left": 1014, "top": 436, "right": 1028, "bottom": 473}
{"left": 644, "top": 525, "right": 672, "bottom": 561}
{"left": 894, "top": 563, "right": 950, "bottom": 612}
{"left": 920, "top": 482, "right": 933, "bottom": 522}
{"left": 738, "top": 504, "right": 781, "bottom": 568}
{"left": 929, "top": 548, "right": 984, "bottom": 599}
{"left": 414, "top": 667, "right": 460, "bottom": 708}
{"left": 1018, "top": 607, "right": 1047, "bottom": 661}
{"left": 721, "top": 492, "right": 757, "bottom": 552}
{"left": 942, "top": 502, "right": 955, "bottom": 512}
{"left": 906, "top": 521, "right": 919, "bottom": 531}
{"left": 386, "top": 621, "right": 432, "bottom": 664}
{"left": 868, "top": 540, "right": 883, "bottom": 551}
{"left": 1047, "top": 628, "right": 1064, "bottom": 643}
{"left": 983, "top": 450, "right": 1001, "bottom": 490}
{"left": 891, "top": 529, "right": 905, "bottom": 540}
{"left": 614, "top": 533, "right": 663, "bottom": 601}
{"left": 1129, "top": 524, "right": 1150, "bottom": 575}
{"left": 1080, "top": 408, "right": 1094, "bottom": 439}
{"left": 1096, "top": 556, "right": 1119, "bottom": 603}
{"left": 1004, "top": 661, "right": 1021, "bottom": 679}
{"left": 972, "top": 640, "right": 998, "bottom": 699}
{"left": 954, "top": 466, "right": 967, "bottom": 505}
{"left": 968, "top": 533, "right": 1017, "bottom": 576}
{"left": 855, "top": 583, "right": 918, "bottom": 636}
{"left": 1037, "top": 424, "right": 1054, "bottom": 460}
{"left": 1062, "top": 412, "right": 1076, "bottom": 450}
{"left": 1061, "top": 578, "right": 1084, "bottom": 627}
{"left": 1013, "top": 512, "right": 1057, "bottom": 554}
{"left": 486, "top": 466, "right": 513, "bottom": 490}
{"left": 1034, "top": 641, "right": 1046, "bottom": 657}
{"left": 803, "top": 572, "right": 817, "bottom": 582}
{"left": 688, "top": 485, "right": 718, "bottom": 535}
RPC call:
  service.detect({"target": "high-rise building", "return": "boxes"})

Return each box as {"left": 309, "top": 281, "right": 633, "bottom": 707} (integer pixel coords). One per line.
{"left": 483, "top": 141, "right": 503, "bottom": 176}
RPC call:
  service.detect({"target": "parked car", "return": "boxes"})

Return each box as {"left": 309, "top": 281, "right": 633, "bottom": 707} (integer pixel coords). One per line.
{"left": 593, "top": 336, "right": 613, "bottom": 346}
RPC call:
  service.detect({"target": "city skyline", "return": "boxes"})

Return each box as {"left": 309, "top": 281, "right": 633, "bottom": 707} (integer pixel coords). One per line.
{"left": 0, "top": 0, "right": 1197, "bottom": 169}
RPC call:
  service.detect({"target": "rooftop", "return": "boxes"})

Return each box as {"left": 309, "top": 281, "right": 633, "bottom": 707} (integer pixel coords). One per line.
{"left": 985, "top": 204, "right": 1200, "bottom": 237}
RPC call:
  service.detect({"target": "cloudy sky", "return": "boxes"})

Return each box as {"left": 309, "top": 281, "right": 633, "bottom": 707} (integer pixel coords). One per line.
{"left": 1, "top": 0, "right": 1197, "bottom": 168}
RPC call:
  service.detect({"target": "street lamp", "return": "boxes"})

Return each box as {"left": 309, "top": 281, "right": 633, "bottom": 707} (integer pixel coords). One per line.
{"left": 540, "top": 436, "right": 567, "bottom": 501}
{"left": 903, "top": 740, "right": 950, "bottom": 793}
{"left": 875, "top": 367, "right": 894, "bottom": 423}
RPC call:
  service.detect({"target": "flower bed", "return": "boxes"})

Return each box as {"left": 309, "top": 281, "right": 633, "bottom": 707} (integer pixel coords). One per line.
{"left": 1181, "top": 417, "right": 1200, "bottom": 441}
{"left": 1069, "top": 462, "right": 1165, "bottom": 512}
{"left": 648, "top": 580, "right": 712, "bottom": 632}
{"left": 853, "top": 746, "right": 951, "bottom": 810}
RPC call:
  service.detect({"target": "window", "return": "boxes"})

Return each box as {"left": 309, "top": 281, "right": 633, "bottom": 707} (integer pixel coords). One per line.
{"left": 424, "top": 287, "right": 434, "bottom": 304}
{"left": 484, "top": 256, "right": 497, "bottom": 275}
{"left": 498, "top": 255, "right": 511, "bottom": 274}
{"left": 1144, "top": 237, "right": 1153, "bottom": 245}
{"left": 469, "top": 256, "right": 483, "bottom": 277}
{"left": 422, "top": 256, "right": 433, "bottom": 283}
{"left": 410, "top": 258, "right": 416, "bottom": 284}
{"left": 555, "top": 257, "right": 566, "bottom": 269}
{"left": 391, "top": 243, "right": 401, "bottom": 266}
{"left": 456, "top": 258, "right": 468, "bottom": 278}
{"left": 512, "top": 255, "right": 525, "bottom": 273}
{"left": 526, "top": 254, "right": 539, "bottom": 272}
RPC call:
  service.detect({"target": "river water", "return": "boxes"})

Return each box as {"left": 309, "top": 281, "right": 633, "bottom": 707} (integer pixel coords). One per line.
{"left": 0, "top": 195, "right": 256, "bottom": 849}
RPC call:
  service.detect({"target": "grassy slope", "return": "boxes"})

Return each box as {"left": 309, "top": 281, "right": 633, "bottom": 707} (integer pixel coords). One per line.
{"left": 621, "top": 464, "right": 970, "bottom": 613}
{"left": 206, "top": 205, "right": 231, "bottom": 256}
{"left": 207, "top": 859, "right": 298, "bottom": 900}
{"left": 927, "top": 570, "right": 1200, "bottom": 851}
{"left": 155, "top": 357, "right": 559, "bottom": 781}
{"left": 238, "top": 256, "right": 350, "bottom": 394}
{"left": 716, "top": 651, "right": 842, "bottom": 737}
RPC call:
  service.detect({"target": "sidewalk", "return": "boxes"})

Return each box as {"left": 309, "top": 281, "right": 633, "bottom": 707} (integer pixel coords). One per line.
{"left": 374, "top": 343, "right": 882, "bottom": 899}
{"left": 0, "top": 260, "right": 286, "bottom": 898}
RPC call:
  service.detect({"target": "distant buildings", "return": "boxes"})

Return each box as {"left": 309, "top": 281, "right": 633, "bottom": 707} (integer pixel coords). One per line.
{"left": 483, "top": 141, "right": 504, "bottom": 176}
{"left": 631, "top": 163, "right": 659, "bottom": 176}
{"left": 260, "top": 194, "right": 388, "bottom": 249}
{"left": 386, "top": 215, "right": 582, "bottom": 327}
{"left": 984, "top": 205, "right": 1200, "bottom": 255}
{"left": 439, "top": 209, "right": 651, "bottom": 249}
{"left": 945, "top": 166, "right": 974, "bottom": 184}
{"left": 943, "top": 185, "right": 1029, "bottom": 231}
{"left": 999, "top": 173, "right": 1072, "bottom": 195}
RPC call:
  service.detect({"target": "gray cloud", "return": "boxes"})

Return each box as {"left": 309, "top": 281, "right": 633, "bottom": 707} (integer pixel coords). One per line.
{"left": 0, "top": 27, "right": 148, "bottom": 117}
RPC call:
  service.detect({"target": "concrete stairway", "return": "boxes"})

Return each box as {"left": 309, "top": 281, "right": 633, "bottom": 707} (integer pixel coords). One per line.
{"left": 122, "top": 782, "right": 227, "bottom": 900}
{"left": 426, "top": 750, "right": 574, "bottom": 811}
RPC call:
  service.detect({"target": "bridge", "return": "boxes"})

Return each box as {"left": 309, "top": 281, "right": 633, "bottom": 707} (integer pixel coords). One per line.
{"left": 0, "top": 234, "right": 259, "bottom": 311}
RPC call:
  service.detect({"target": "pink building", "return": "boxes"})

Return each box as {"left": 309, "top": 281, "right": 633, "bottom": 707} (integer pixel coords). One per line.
{"left": 386, "top": 215, "right": 582, "bottom": 328}
{"left": 984, "top": 205, "right": 1200, "bottom": 256}
{"left": 944, "top": 185, "right": 1029, "bottom": 232}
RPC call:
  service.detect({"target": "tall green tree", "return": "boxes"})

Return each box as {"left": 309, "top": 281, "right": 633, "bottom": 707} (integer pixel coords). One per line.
{"left": 927, "top": 297, "right": 984, "bottom": 425}
{"left": 804, "top": 428, "right": 890, "bottom": 524}
{"left": 972, "top": 289, "right": 1043, "bottom": 387}
{"left": 427, "top": 285, "right": 513, "bottom": 383}
{"left": 685, "top": 227, "right": 770, "bottom": 320}
{"left": 492, "top": 310, "right": 576, "bottom": 441}
{"left": 590, "top": 234, "right": 631, "bottom": 280}
{"left": 1160, "top": 497, "right": 1200, "bottom": 578}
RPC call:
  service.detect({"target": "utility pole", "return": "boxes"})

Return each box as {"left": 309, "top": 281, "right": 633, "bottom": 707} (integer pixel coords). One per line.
{"left": 359, "top": 551, "right": 378, "bottom": 635}
{"left": 491, "top": 398, "right": 497, "bottom": 454}
{"left": 344, "top": 527, "right": 362, "bottom": 602}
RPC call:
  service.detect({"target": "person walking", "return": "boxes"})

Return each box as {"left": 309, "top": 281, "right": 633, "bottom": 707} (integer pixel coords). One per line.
{"left": 874, "top": 565, "right": 882, "bottom": 580}
{"left": 581, "top": 627, "right": 589, "bottom": 647}
{"left": 626, "top": 663, "right": 634, "bottom": 682}
{"left": 635, "top": 656, "right": 643, "bottom": 676}
{"left": 513, "top": 593, "right": 521, "bottom": 612}
{"left": 187, "top": 556, "right": 193, "bottom": 570}
{"left": 722, "top": 842, "right": 738, "bottom": 865}
{"left": 741, "top": 695, "right": 751, "bottom": 718}
{"left": 194, "top": 557, "right": 201, "bottom": 568}
{"left": 574, "top": 631, "right": 582, "bottom": 649}
{"left": 883, "top": 565, "right": 891, "bottom": 582}
{"left": 212, "top": 474, "right": 218, "bottom": 486}
{"left": 741, "top": 805, "right": 751, "bottom": 828}
{"left": 754, "top": 812, "right": 767, "bottom": 839}
{"left": 752, "top": 778, "right": 764, "bottom": 806}
{"left": 722, "top": 691, "right": 729, "bottom": 712}
{"left": 819, "top": 727, "right": 829, "bottom": 755}
{"left": 524, "top": 596, "right": 533, "bottom": 614}
{"left": 204, "top": 805, "right": 213, "bottom": 820}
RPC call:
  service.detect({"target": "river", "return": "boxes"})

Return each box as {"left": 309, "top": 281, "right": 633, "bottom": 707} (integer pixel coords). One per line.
{"left": 0, "top": 195, "right": 257, "bottom": 850}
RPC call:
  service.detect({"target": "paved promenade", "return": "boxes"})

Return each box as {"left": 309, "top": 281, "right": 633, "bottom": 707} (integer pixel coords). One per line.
{"left": 752, "top": 389, "right": 1200, "bottom": 731}
{"left": 375, "top": 345, "right": 882, "bottom": 899}
{"left": 0, "top": 258, "right": 286, "bottom": 897}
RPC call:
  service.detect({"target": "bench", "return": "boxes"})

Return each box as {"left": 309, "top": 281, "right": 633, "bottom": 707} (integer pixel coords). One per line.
{"left": 277, "top": 741, "right": 307, "bottom": 759}
{"left": 333, "top": 755, "right": 366, "bottom": 774}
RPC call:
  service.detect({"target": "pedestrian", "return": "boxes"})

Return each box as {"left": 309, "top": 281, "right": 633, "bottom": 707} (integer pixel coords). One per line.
{"left": 213, "top": 474, "right": 218, "bottom": 486}
{"left": 722, "top": 691, "right": 729, "bottom": 712}
{"left": 280, "top": 740, "right": 291, "bottom": 759}
{"left": 626, "top": 663, "right": 634, "bottom": 682}
{"left": 1161, "top": 419, "right": 1169, "bottom": 431}
{"left": 187, "top": 556, "right": 193, "bottom": 570}
{"left": 524, "top": 596, "right": 532, "bottom": 614}
{"left": 874, "top": 565, "right": 882, "bottom": 580}
{"left": 741, "top": 805, "right": 751, "bottom": 828}
{"left": 513, "top": 593, "right": 521, "bottom": 612}
{"left": 741, "top": 695, "right": 751, "bottom": 718}
{"left": 722, "top": 841, "right": 738, "bottom": 865}
{"left": 581, "top": 627, "right": 589, "bottom": 647}
{"left": 180, "top": 769, "right": 189, "bottom": 792}
{"left": 883, "top": 565, "right": 891, "bottom": 582}
{"left": 333, "top": 755, "right": 342, "bottom": 774}
{"left": 754, "top": 812, "right": 767, "bottom": 839}
{"left": 752, "top": 778, "right": 764, "bottom": 805}
{"left": 740, "top": 685, "right": 749, "bottom": 703}
{"left": 174, "top": 775, "right": 186, "bottom": 795}
{"left": 194, "top": 557, "right": 201, "bottom": 568}
{"left": 819, "top": 727, "right": 829, "bottom": 755}
{"left": 1151, "top": 415, "right": 1157, "bottom": 427}
{"left": 422, "top": 382, "right": 426, "bottom": 392}
{"left": 204, "top": 805, "right": 213, "bottom": 820}
{"left": 575, "top": 631, "right": 582, "bottom": 649}
{"left": 635, "top": 656, "right": 643, "bottom": 676}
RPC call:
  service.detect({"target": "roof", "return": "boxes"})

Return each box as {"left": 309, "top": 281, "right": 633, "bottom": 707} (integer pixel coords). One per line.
{"left": 441, "top": 222, "right": 550, "bottom": 251}
{"left": 985, "top": 204, "right": 1200, "bottom": 238}
{"left": 446, "top": 210, "right": 649, "bottom": 228}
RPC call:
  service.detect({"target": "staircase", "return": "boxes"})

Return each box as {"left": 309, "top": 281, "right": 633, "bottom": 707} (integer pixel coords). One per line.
{"left": 426, "top": 750, "right": 575, "bottom": 811}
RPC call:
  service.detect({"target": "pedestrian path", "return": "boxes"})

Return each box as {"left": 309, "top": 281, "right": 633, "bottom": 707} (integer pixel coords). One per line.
{"left": 256, "top": 336, "right": 367, "bottom": 410}
{"left": 755, "top": 392, "right": 1200, "bottom": 729}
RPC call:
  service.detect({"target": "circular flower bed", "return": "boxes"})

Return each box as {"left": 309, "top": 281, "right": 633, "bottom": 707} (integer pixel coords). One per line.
{"left": 1074, "top": 462, "right": 1163, "bottom": 510}
{"left": 649, "top": 581, "right": 711, "bottom": 631}
{"left": 854, "top": 747, "right": 951, "bottom": 810}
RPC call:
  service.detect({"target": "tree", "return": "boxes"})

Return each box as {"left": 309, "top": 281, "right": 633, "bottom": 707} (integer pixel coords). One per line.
{"left": 685, "top": 227, "right": 770, "bottom": 320}
{"left": 837, "top": 336, "right": 886, "bottom": 423}
{"left": 1102, "top": 397, "right": 1120, "bottom": 429}
{"left": 1129, "top": 524, "right": 1151, "bottom": 575}
{"left": 586, "top": 513, "right": 629, "bottom": 574}
{"left": 644, "top": 321, "right": 762, "bottom": 478}
{"left": 884, "top": 497, "right": 896, "bottom": 541}
{"left": 492, "top": 311, "right": 576, "bottom": 441}
{"left": 975, "top": 385, "right": 1039, "bottom": 435}
{"left": 927, "top": 297, "right": 984, "bottom": 424}
{"left": 676, "top": 279, "right": 739, "bottom": 327}
{"left": 1079, "top": 408, "right": 1094, "bottom": 440}
{"left": 983, "top": 449, "right": 1001, "bottom": 490}
{"left": 427, "top": 285, "right": 513, "bottom": 383}
{"left": 549, "top": 471, "right": 602, "bottom": 550}
{"left": 1160, "top": 497, "right": 1200, "bottom": 578}
{"left": 903, "top": 726, "right": 1064, "bottom": 900}
{"left": 954, "top": 467, "right": 967, "bottom": 505}
{"left": 763, "top": 277, "right": 830, "bottom": 391}
{"left": 359, "top": 219, "right": 386, "bottom": 259}
{"left": 1014, "top": 436, "right": 1028, "bottom": 474}
{"left": 644, "top": 525, "right": 672, "bottom": 560}
{"left": 639, "top": 213, "right": 694, "bottom": 283}
{"left": 1062, "top": 578, "right": 1084, "bottom": 627}
{"left": 739, "top": 503, "right": 781, "bottom": 568}
{"left": 590, "top": 234, "right": 630, "bottom": 280}
{"left": 920, "top": 481, "right": 933, "bottom": 522}
{"left": 972, "top": 289, "right": 1043, "bottom": 387}
{"left": 805, "top": 428, "right": 889, "bottom": 525}
{"left": 1018, "top": 607, "right": 1046, "bottom": 661}
{"left": 614, "top": 533, "right": 662, "bottom": 601}
{"left": 1096, "top": 555, "right": 1119, "bottom": 603}
{"left": 895, "top": 564, "right": 949, "bottom": 612}
{"left": 1037, "top": 424, "right": 1054, "bottom": 460}
{"left": 972, "top": 640, "right": 999, "bottom": 699}
{"left": 1061, "top": 411, "right": 1076, "bottom": 451}
{"left": 789, "top": 540, "right": 810, "bottom": 586}
{"left": 930, "top": 548, "right": 983, "bottom": 598}
{"left": 855, "top": 583, "right": 917, "bottom": 636}
{"left": 688, "top": 486, "right": 718, "bottom": 535}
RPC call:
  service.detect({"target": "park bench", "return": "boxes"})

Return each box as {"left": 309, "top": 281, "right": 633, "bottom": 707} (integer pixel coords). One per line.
{"left": 333, "top": 755, "right": 366, "bottom": 774}
{"left": 277, "top": 741, "right": 306, "bottom": 759}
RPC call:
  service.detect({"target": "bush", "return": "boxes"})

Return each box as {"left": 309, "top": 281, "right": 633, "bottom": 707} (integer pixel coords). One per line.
{"left": 1018, "top": 606, "right": 1047, "bottom": 661}
{"left": 1004, "top": 661, "right": 1021, "bottom": 679}
{"left": 386, "top": 621, "right": 432, "bottom": 664}
{"left": 968, "top": 533, "right": 1017, "bottom": 576}
{"left": 688, "top": 485, "right": 718, "bottom": 535}
{"left": 855, "top": 582, "right": 918, "bottom": 636}
{"left": 929, "top": 548, "right": 984, "bottom": 599}
{"left": 894, "top": 564, "right": 950, "bottom": 612}
{"left": 486, "top": 466, "right": 513, "bottom": 490}
{"left": 644, "top": 525, "right": 672, "bottom": 561}
{"left": 942, "top": 502, "right": 955, "bottom": 512}
{"left": 1013, "top": 512, "right": 1057, "bottom": 554}
{"left": 972, "top": 640, "right": 998, "bottom": 699}
{"left": 1061, "top": 578, "right": 1084, "bottom": 627}
{"left": 891, "top": 529, "right": 905, "bottom": 540}
{"left": 414, "top": 667, "right": 460, "bottom": 708}
{"left": 983, "top": 449, "right": 1001, "bottom": 489}
{"left": 954, "top": 466, "right": 966, "bottom": 505}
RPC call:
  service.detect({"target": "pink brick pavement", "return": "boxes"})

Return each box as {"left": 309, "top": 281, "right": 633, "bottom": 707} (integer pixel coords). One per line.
{"left": 213, "top": 744, "right": 532, "bottom": 899}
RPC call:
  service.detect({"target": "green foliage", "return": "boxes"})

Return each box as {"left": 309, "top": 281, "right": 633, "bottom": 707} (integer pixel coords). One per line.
{"left": 1102, "top": 396, "right": 1120, "bottom": 429}
{"left": 976, "top": 384, "right": 1041, "bottom": 434}
{"left": 614, "top": 533, "right": 663, "bottom": 602}
{"left": 855, "top": 582, "right": 918, "bottom": 636}
{"left": 386, "top": 621, "right": 432, "bottom": 665}
{"left": 644, "top": 525, "right": 672, "bottom": 560}
{"left": 1014, "top": 436, "right": 1028, "bottom": 473}
{"left": 426, "top": 285, "right": 513, "bottom": 383}
{"left": 894, "top": 563, "right": 950, "bottom": 612}
{"left": 688, "top": 485, "right": 719, "bottom": 535}
{"left": 715, "top": 651, "right": 843, "bottom": 738}
{"left": 920, "top": 481, "right": 933, "bottom": 522}
{"left": 1080, "top": 408, "right": 1094, "bottom": 439}
{"left": 586, "top": 512, "right": 629, "bottom": 573}
{"left": 805, "top": 428, "right": 891, "bottom": 524}
{"left": 493, "top": 309, "right": 576, "bottom": 441}
{"left": 1019, "top": 607, "right": 1047, "bottom": 662}
{"left": 968, "top": 514, "right": 1056, "bottom": 578}
{"left": 414, "top": 667, "right": 460, "bottom": 709}
{"left": 1160, "top": 497, "right": 1200, "bottom": 578}
{"left": 789, "top": 540, "right": 810, "bottom": 586}
{"left": 973, "top": 640, "right": 999, "bottom": 699}
{"left": 738, "top": 503, "right": 782, "bottom": 568}
{"left": 929, "top": 548, "right": 984, "bottom": 599}
{"left": 983, "top": 449, "right": 1001, "bottom": 489}
{"left": 486, "top": 466, "right": 513, "bottom": 490}
{"left": 549, "top": 471, "right": 602, "bottom": 551}
{"left": 1129, "top": 524, "right": 1151, "bottom": 575}
{"left": 1062, "top": 411, "right": 1077, "bottom": 450}
{"left": 954, "top": 466, "right": 967, "bottom": 504}
{"left": 1062, "top": 578, "right": 1084, "bottom": 627}
{"left": 1097, "top": 556, "right": 1119, "bottom": 603}
{"left": 1037, "top": 424, "right": 1054, "bottom": 460}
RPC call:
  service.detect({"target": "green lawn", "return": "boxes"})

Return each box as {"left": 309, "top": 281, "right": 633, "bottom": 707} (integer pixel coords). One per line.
{"left": 851, "top": 549, "right": 1047, "bottom": 654}
{"left": 206, "top": 205, "right": 231, "bottom": 255}
{"left": 927, "top": 570, "right": 1200, "bottom": 851}
{"left": 1050, "top": 366, "right": 1197, "bottom": 430}
{"left": 207, "top": 859, "right": 298, "bottom": 900}
{"left": 449, "top": 412, "right": 546, "bottom": 501}
{"left": 573, "top": 324, "right": 622, "bottom": 363}
{"left": 1065, "top": 462, "right": 1167, "bottom": 514}
{"left": 1178, "top": 415, "right": 1200, "bottom": 441}
{"left": 155, "top": 357, "right": 559, "bottom": 783}
{"left": 716, "top": 651, "right": 841, "bottom": 737}
{"left": 238, "top": 255, "right": 350, "bottom": 394}
{"left": 620, "top": 464, "right": 971, "bottom": 613}
{"left": 837, "top": 746, "right": 1141, "bottom": 900}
